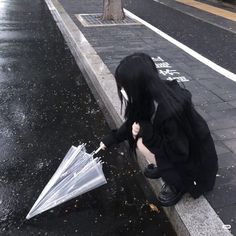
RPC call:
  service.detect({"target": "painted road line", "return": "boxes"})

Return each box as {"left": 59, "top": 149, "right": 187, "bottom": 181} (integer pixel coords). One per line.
{"left": 124, "top": 8, "right": 236, "bottom": 82}
{"left": 153, "top": 0, "right": 236, "bottom": 34}
{"left": 177, "top": 0, "right": 236, "bottom": 22}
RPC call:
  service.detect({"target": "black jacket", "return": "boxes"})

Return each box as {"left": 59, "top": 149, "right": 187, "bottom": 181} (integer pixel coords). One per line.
{"left": 102, "top": 81, "right": 218, "bottom": 198}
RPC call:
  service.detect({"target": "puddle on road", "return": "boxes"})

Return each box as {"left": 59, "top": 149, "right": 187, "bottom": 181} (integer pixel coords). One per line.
{"left": 0, "top": 0, "right": 176, "bottom": 235}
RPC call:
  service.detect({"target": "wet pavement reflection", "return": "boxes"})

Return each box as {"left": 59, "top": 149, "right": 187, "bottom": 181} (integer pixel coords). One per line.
{"left": 0, "top": 0, "right": 176, "bottom": 235}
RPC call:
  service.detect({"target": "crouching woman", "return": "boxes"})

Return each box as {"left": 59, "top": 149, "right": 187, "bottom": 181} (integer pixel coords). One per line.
{"left": 100, "top": 53, "right": 218, "bottom": 207}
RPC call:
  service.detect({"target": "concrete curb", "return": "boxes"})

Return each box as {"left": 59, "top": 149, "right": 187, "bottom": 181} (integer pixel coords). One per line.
{"left": 44, "top": 0, "right": 232, "bottom": 235}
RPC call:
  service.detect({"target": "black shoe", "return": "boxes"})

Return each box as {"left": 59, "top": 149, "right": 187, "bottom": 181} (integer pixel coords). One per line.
{"left": 144, "top": 164, "right": 161, "bottom": 179}
{"left": 157, "top": 183, "right": 185, "bottom": 207}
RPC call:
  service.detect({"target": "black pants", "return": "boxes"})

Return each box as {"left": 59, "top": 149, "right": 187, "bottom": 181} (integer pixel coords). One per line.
{"left": 158, "top": 158, "right": 187, "bottom": 191}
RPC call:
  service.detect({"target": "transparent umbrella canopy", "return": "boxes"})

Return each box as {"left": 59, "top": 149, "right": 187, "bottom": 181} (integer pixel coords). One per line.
{"left": 26, "top": 144, "right": 107, "bottom": 219}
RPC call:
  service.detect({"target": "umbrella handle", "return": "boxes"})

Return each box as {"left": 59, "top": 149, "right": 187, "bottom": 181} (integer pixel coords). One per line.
{"left": 93, "top": 146, "right": 103, "bottom": 155}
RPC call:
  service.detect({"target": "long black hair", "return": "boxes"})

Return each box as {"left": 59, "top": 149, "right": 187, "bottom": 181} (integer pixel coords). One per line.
{"left": 114, "top": 53, "right": 190, "bottom": 123}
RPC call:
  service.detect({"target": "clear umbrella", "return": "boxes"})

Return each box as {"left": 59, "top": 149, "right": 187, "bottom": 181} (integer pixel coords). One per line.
{"left": 26, "top": 144, "right": 106, "bottom": 219}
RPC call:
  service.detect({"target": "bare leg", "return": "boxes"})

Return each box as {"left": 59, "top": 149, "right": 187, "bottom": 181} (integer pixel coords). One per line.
{"left": 137, "top": 138, "right": 157, "bottom": 166}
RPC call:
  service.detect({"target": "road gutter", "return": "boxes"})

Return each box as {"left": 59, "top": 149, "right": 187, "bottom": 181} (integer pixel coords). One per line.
{"left": 44, "top": 0, "right": 232, "bottom": 235}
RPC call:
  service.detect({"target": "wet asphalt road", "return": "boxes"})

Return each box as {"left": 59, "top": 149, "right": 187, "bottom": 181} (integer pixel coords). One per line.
{"left": 124, "top": 0, "right": 236, "bottom": 74}
{"left": 0, "top": 0, "right": 176, "bottom": 235}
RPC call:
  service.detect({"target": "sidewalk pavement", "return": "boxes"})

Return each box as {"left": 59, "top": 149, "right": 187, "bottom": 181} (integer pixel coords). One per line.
{"left": 45, "top": 0, "right": 236, "bottom": 235}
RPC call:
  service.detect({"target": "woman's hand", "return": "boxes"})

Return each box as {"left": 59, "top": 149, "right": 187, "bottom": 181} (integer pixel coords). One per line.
{"left": 132, "top": 122, "right": 140, "bottom": 139}
{"left": 100, "top": 142, "right": 106, "bottom": 150}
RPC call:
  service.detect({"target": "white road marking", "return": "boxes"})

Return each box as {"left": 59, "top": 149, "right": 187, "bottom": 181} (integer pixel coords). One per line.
{"left": 153, "top": 0, "right": 236, "bottom": 34}
{"left": 124, "top": 8, "right": 236, "bottom": 82}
